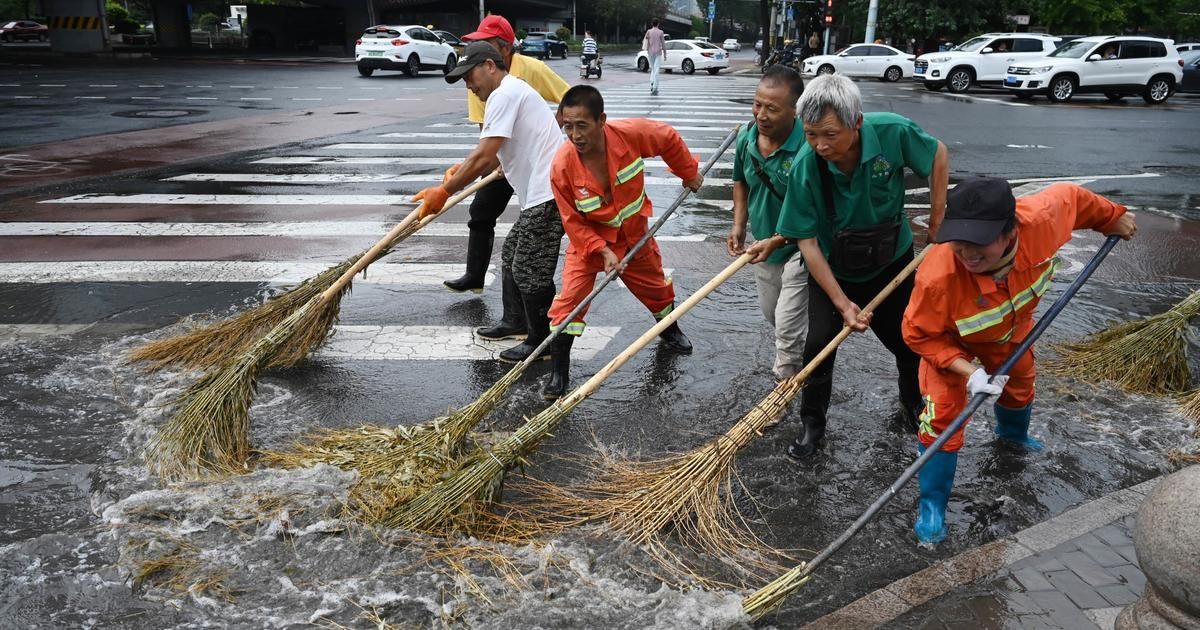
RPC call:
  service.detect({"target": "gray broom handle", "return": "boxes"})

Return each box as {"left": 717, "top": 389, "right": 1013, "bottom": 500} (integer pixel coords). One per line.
{"left": 517, "top": 122, "right": 745, "bottom": 367}
{"left": 797, "top": 234, "right": 1121, "bottom": 581}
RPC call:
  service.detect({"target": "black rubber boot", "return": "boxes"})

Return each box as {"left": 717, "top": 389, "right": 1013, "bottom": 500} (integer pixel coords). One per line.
{"left": 476, "top": 269, "right": 527, "bottom": 341}
{"left": 542, "top": 333, "right": 574, "bottom": 400}
{"left": 656, "top": 318, "right": 693, "bottom": 353}
{"left": 787, "top": 414, "right": 827, "bottom": 460}
{"left": 499, "top": 285, "right": 554, "bottom": 363}
{"left": 444, "top": 228, "right": 493, "bottom": 293}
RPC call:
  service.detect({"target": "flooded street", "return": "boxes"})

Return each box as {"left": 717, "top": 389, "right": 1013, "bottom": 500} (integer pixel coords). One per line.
{"left": 2, "top": 56, "right": 1199, "bottom": 628}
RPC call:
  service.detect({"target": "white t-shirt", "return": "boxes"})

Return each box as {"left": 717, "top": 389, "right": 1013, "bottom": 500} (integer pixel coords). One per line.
{"left": 480, "top": 74, "right": 561, "bottom": 210}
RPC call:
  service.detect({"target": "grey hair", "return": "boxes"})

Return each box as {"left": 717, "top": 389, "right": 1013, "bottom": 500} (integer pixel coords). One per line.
{"left": 798, "top": 74, "right": 862, "bottom": 129}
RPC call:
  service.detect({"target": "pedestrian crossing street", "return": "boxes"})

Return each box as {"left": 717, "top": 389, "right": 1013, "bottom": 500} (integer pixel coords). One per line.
{"left": 0, "top": 79, "right": 765, "bottom": 362}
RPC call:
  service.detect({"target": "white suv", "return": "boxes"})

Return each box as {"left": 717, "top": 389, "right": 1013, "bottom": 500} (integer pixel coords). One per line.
{"left": 354, "top": 24, "right": 457, "bottom": 78}
{"left": 914, "top": 33, "right": 1061, "bottom": 93}
{"left": 1004, "top": 36, "right": 1184, "bottom": 104}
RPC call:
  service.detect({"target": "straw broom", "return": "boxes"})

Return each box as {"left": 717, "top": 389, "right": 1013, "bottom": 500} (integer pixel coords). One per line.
{"left": 525, "top": 247, "right": 931, "bottom": 578}
{"left": 129, "top": 172, "right": 502, "bottom": 372}
{"left": 1178, "top": 388, "right": 1200, "bottom": 423}
{"left": 382, "top": 254, "right": 754, "bottom": 534}
{"left": 1046, "top": 289, "right": 1200, "bottom": 395}
{"left": 147, "top": 173, "right": 500, "bottom": 479}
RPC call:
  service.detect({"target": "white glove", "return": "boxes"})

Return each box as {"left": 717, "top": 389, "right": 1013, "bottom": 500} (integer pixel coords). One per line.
{"left": 967, "top": 367, "right": 1008, "bottom": 397}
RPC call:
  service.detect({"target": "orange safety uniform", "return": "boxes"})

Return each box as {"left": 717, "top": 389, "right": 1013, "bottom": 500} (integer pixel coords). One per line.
{"left": 548, "top": 118, "right": 699, "bottom": 335}
{"left": 902, "top": 184, "right": 1127, "bottom": 452}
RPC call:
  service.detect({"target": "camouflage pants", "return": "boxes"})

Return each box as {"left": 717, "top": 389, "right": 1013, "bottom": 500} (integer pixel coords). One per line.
{"left": 501, "top": 199, "right": 565, "bottom": 294}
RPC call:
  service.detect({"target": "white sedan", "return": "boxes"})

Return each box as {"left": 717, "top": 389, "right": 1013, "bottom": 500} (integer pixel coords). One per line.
{"left": 802, "top": 43, "right": 915, "bottom": 82}
{"left": 637, "top": 39, "right": 729, "bottom": 75}
{"left": 723, "top": 39, "right": 741, "bottom": 52}
{"left": 354, "top": 24, "right": 457, "bottom": 78}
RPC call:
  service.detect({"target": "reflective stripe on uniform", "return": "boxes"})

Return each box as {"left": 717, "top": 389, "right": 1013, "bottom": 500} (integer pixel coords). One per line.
{"left": 553, "top": 321, "right": 587, "bottom": 336}
{"left": 919, "top": 395, "right": 938, "bottom": 438}
{"left": 575, "top": 196, "right": 603, "bottom": 213}
{"left": 601, "top": 191, "right": 645, "bottom": 228}
{"left": 615, "top": 157, "right": 645, "bottom": 184}
{"left": 652, "top": 302, "right": 674, "bottom": 319}
{"left": 954, "top": 258, "right": 1059, "bottom": 338}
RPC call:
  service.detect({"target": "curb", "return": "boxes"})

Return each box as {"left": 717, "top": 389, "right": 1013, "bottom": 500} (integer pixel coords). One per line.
{"left": 803, "top": 477, "right": 1160, "bottom": 629}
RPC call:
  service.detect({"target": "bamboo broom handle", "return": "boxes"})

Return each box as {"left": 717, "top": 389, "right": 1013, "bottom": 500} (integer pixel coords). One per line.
{"left": 558, "top": 253, "right": 753, "bottom": 407}
{"left": 782, "top": 245, "right": 932, "bottom": 387}
{"left": 315, "top": 170, "right": 502, "bottom": 303}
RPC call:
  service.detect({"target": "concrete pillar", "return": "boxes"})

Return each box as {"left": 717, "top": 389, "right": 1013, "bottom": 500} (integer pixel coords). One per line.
{"left": 1116, "top": 466, "right": 1200, "bottom": 629}
{"left": 151, "top": 0, "right": 191, "bottom": 49}
{"left": 44, "top": 0, "right": 108, "bottom": 53}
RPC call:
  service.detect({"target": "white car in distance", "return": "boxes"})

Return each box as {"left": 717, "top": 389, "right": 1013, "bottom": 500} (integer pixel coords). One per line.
{"left": 637, "top": 39, "right": 729, "bottom": 75}
{"left": 803, "top": 43, "right": 915, "bottom": 82}
{"left": 354, "top": 24, "right": 457, "bottom": 78}
{"left": 723, "top": 38, "right": 741, "bottom": 52}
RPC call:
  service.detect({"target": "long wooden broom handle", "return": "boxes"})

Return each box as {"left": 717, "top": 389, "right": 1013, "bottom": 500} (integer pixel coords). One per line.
{"left": 781, "top": 245, "right": 932, "bottom": 388}
{"left": 559, "top": 253, "right": 753, "bottom": 406}
{"left": 316, "top": 170, "right": 503, "bottom": 302}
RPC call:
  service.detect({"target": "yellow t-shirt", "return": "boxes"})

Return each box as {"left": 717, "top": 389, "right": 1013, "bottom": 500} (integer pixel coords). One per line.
{"left": 467, "top": 53, "right": 571, "bottom": 123}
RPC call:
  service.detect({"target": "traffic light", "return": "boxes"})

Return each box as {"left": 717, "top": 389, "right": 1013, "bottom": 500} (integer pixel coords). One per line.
{"left": 824, "top": 0, "right": 834, "bottom": 25}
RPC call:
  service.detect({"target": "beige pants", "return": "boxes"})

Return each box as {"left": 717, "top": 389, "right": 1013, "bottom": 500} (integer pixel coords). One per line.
{"left": 752, "top": 249, "right": 809, "bottom": 379}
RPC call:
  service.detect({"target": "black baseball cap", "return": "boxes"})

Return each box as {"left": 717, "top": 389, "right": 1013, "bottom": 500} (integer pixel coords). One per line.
{"left": 445, "top": 41, "right": 504, "bottom": 83}
{"left": 934, "top": 177, "right": 1017, "bottom": 245}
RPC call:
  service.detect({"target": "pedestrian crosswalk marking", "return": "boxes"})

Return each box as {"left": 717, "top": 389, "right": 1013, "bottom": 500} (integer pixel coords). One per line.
{"left": 0, "top": 221, "right": 707, "bottom": 241}
{"left": 0, "top": 261, "right": 498, "bottom": 285}
{"left": 425, "top": 123, "right": 737, "bottom": 132}
{"left": 319, "top": 325, "right": 618, "bottom": 362}
{"left": 252, "top": 156, "right": 734, "bottom": 169}
{"left": 162, "top": 173, "right": 734, "bottom": 187}
{"left": 323, "top": 143, "right": 729, "bottom": 152}
{"left": 41, "top": 194, "right": 429, "bottom": 205}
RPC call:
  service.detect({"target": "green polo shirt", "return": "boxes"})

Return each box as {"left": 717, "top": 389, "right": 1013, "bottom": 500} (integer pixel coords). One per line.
{"left": 776, "top": 111, "right": 939, "bottom": 282}
{"left": 733, "top": 121, "right": 806, "bottom": 265}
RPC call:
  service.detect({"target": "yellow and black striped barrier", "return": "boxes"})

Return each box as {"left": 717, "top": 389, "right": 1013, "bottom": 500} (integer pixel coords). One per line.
{"left": 48, "top": 16, "right": 102, "bottom": 30}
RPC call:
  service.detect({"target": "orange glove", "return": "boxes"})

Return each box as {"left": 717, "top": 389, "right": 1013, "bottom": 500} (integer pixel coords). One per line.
{"left": 442, "top": 163, "right": 461, "bottom": 185}
{"left": 412, "top": 186, "right": 450, "bottom": 219}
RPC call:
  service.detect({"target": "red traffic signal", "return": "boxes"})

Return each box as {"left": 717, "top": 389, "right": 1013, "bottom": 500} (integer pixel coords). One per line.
{"left": 824, "top": 0, "right": 834, "bottom": 24}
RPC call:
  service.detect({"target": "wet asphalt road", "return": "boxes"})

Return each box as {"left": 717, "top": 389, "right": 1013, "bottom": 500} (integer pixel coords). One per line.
{"left": 1, "top": 52, "right": 1200, "bottom": 628}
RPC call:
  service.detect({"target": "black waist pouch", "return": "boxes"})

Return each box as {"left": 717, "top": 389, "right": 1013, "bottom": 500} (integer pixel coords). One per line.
{"left": 830, "top": 221, "right": 900, "bottom": 275}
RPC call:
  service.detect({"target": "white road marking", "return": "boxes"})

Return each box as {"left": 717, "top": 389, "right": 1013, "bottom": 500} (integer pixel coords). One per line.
{"left": 318, "top": 325, "right": 617, "bottom": 362}
{"left": 1006, "top": 144, "right": 1054, "bottom": 149}
{"left": 293, "top": 98, "right": 323, "bottom": 101}
{"left": 88, "top": 84, "right": 118, "bottom": 88}
{"left": 131, "top": 96, "right": 160, "bottom": 100}
{"left": 323, "top": 143, "right": 726, "bottom": 152}
{"left": 39, "top": 84, "right": 65, "bottom": 87}
{"left": 347, "top": 98, "right": 376, "bottom": 101}
{"left": 0, "top": 261, "right": 497, "bottom": 285}
{"left": 75, "top": 96, "right": 106, "bottom": 100}
{"left": 252, "top": 156, "right": 734, "bottom": 169}
{"left": 138, "top": 84, "right": 165, "bottom": 88}
{"left": 275, "top": 86, "right": 300, "bottom": 89}
{"left": 425, "top": 122, "right": 737, "bottom": 132}
{"left": 0, "top": 222, "right": 707, "bottom": 241}
{"left": 41, "top": 194, "right": 436, "bottom": 205}
{"left": 240, "top": 97, "right": 272, "bottom": 101}
{"left": 229, "top": 85, "right": 255, "bottom": 88}
{"left": 904, "top": 172, "right": 1160, "bottom": 196}
{"left": 187, "top": 97, "right": 218, "bottom": 100}
{"left": 163, "top": 173, "right": 734, "bottom": 186}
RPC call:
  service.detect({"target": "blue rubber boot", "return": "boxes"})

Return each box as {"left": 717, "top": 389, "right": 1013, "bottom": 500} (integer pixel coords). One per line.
{"left": 994, "top": 403, "right": 1043, "bottom": 450}
{"left": 914, "top": 444, "right": 958, "bottom": 545}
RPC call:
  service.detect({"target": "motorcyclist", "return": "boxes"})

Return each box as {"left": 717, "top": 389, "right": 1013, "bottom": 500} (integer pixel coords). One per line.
{"left": 581, "top": 30, "right": 599, "bottom": 74}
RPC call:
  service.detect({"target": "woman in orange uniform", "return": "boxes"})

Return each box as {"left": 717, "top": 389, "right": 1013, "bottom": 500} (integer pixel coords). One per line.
{"left": 902, "top": 177, "right": 1137, "bottom": 545}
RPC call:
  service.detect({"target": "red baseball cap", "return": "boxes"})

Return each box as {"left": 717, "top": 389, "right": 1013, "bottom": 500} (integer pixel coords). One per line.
{"left": 462, "top": 15, "right": 515, "bottom": 44}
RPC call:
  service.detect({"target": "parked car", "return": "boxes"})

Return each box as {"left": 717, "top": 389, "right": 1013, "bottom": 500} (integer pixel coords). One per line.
{"left": 1004, "top": 35, "right": 1184, "bottom": 104}
{"left": 433, "top": 29, "right": 464, "bottom": 54}
{"left": 1176, "top": 42, "right": 1200, "bottom": 53}
{"left": 519, "top": 32, "right": 568, "bottom": 59}
{"left": 723, "top": 38, "right": 740, "bottom": 52}
{"left": 914, "top": 32, "right": 1061, "bottom": 93}
{"left": 1181, "top": 50, "right": 1200, "bottom": 92}
{"left": 802, "top": 43, "right": 915, "bottom": 82}
{"left": 637, "top": 38, "right": 729, "bottom": 75}
{"left": 354, "top": 24, "right": 457, "bottom": 77}
{"left": 1, "top": 20, "right": 48, "bottom": 42}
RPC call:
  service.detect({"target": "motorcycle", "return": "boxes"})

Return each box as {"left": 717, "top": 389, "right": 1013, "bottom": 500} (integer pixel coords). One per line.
{"left": 762, "top": 41, "right": 803, "bottom": 72}
{"left": 579, "top": 54, "right": 602, "bottom": 79}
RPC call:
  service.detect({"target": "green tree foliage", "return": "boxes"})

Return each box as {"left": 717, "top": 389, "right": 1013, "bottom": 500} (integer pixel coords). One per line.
{"left": 106, "top": 2, "right": 140, "bottom": 34}
{"left": 0, "top": 0, "right": 39, "bottom": 21}
{"left": 835, "top": 0, "right": 1199, "bottom": 46}
{"left": 196, "top": 12, "right": 222, "bottom": 30}
{"left": 695, "top": 0, "right": 762, "bottom": 39}
{"left": 578, "top": 0, "right": 667, "bottom": 43}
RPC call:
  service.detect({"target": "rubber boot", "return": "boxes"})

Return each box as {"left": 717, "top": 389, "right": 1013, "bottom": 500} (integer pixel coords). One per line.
{"left": 993, "top": 403, "right": 1043, "bottom": 450}
{"left": 499, "top": 285, "right": 554, "bottom": 364}
{"left": 444, "top": 231, "right": 492, "bottom": 293}
{"left": 787, "top": 414, "right": 827, "bottom": 460}
{"left": 476, "top": 269, "right": 527, "bottom": 341}
{"left": 914, "top": 444, "right": 959, "bottom": 545}
{"left": 656, "top": 311, "right": 692, "bottom": 353}
{"left": 542, "top": 333, "right": 574, "bottom": 400}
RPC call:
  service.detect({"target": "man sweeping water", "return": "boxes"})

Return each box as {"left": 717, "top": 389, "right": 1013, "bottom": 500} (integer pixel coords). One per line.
{"left": 412, "top": 41, "right": 565, "bottom": 364}
{"left": 543, "top": 85, "right": 702, "bottom": 400}
{"left": 902, "top": 177, "right": 1137, "bottom": 545}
